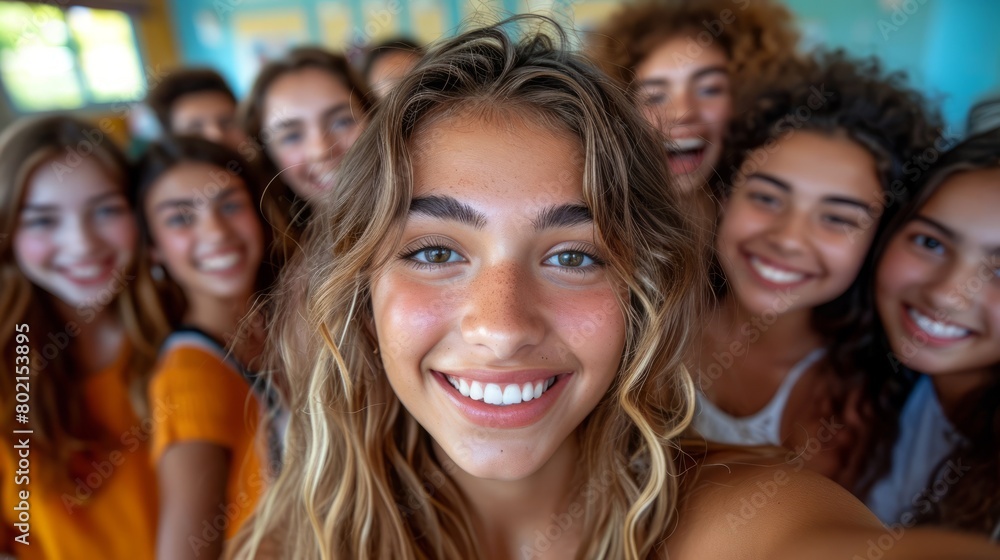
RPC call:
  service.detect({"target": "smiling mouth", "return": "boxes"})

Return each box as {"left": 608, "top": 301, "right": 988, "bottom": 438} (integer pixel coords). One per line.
{"left": 746, "top": 254, "right": 810, "bottom": 285}
{"left": 665, "top": 138, "right": 707, "bottom": 175}
{"left": 905, "top": 305, "right": 972, "bottom": 340}
{"left": 444, "top": 374, "right": 558, "bottom": 406}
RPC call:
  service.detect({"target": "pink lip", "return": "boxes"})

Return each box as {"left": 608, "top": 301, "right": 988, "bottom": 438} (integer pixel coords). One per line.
{"left": 431, "top": 369, "right": 573, "bottom": 430}
{"left": 741, "top": 252, "right": 814, "bottom": 290}
{"left": 899, "top": 304, "right": 974, "bottom": 349}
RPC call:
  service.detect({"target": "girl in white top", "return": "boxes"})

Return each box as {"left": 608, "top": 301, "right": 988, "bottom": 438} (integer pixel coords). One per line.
{"left": 691, "top": 52, "right": 943, "bottom": 483}
{"left": 861, "top": 127, "right": 1000, "bottom": 537}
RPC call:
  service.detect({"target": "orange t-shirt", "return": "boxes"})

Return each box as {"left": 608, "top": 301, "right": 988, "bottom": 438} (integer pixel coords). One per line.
{"left": 0, "top": 347, "right": 158, "bottom": 560}
{"left": 148, "top": 331, "right": 268, "bottom": 541}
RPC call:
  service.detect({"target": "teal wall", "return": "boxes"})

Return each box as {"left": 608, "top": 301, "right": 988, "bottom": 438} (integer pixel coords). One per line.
{"left": 167, "top": 0, "right": 1000, "bottom": 133}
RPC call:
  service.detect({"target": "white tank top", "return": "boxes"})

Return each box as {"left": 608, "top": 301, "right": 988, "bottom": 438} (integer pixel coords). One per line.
{"left": 692, "top": 348, "right": 827, "bottom": 446}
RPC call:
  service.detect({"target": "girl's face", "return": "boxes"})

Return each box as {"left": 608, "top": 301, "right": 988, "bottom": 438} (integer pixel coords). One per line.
{"left": 14, "top": 156, "right": 136, "bottom": 309}
{"left": 635, "top": 34, "right": 732, "bottom": 191}
{"left": 144, "top": 162, "right": 264, "bottom": 304}
{"left": 263, "top": 67, "right": 366, "bottom": 203}
{"left": 876, "top": 168, "right": 1000, "bottom": 376}
{"left": 370, "top": 114, "right": 627, "bottom": 481}
{"left": 716, "top": 131, "right": 883, "bottom": 316}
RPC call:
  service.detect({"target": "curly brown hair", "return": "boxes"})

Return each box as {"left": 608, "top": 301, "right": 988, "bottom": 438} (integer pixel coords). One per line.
{"left": 589, "top": 0, "right": 800, "bottom": 88}
{"left": 713, "top": 51, "right": 944, "bottom": 494}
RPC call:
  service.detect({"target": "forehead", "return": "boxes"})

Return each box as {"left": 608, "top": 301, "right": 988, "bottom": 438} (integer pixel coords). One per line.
{"left": 263, "top": 67, "right": 353, "bottom": 123}
{"left": 173, "top": 90, "right": 235, "bottom": 116}
{"left": 409, "top": 112, "right": 586, "bottom": 212}
{"left": 636, "top": 33, "right": 728, "bottom": 80}
{"left": 750, "top": 130, "right": 883, "bottom": 204}
{"left": 23, "top": 155, "right": 120, "bottom": 207}
{"left": 921, "top": 167, "right": 1000, "bottom": 235}
{"left": 147, "top": 161, "right": 243, "bottom": 201}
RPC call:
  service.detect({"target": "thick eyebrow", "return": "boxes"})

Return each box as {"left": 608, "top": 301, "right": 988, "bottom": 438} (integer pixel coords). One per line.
{"left": 913, "top": 215, "right": 957, "bottom": 241}
{"left": 409, "top": 196, "right": 486, "bottom": 229}
{"left": 532, "top": 203, "right": 592, "bottom": 231}
{"left": 407, "top": 196, "right": 592, "bottom": 232}
{"left": 154, "top": 186, "right": 239, "bottom": 213}
{"left": 22, "top": 191, "right": 123, "bottom": 213}
{"left": 747, "top": 172, "right": 870, "bottom": 211}
{"left": 638, "top": 66, "right": 729, "bottom": 88}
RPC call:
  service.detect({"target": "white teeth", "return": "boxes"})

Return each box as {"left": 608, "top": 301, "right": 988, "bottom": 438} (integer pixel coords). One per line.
{"left": 749, "top": 256, "right": 806, "bottom": 284}
{"left": 469, "top": 381, "right": 484, "bottom": 401}
{"left": 445, "top": 375, "right": 558, "bottom": 406}
{"left": 665, "top": 137, "right": 706, "bottom": 152}
{"left": 502, "top": 384, "right": 522, "bottom": 405}
{"left": 521, "top": 383, "right": 534, "bottom": 402}
{"left": 483, "top": 383, "right": 503, "bottom": 405}
{"left": 200, "top": 253, "right": 240, "bottom": 272}
{"left": 66, "top": 264, "right": 104, "bottom": 279}
{"left": 908, "top": 307, "right": 969, "bottom": 339}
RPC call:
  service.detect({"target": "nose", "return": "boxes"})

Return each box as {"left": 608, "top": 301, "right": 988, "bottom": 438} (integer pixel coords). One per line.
{"left": 925, "top": 258, "right": 980, "bottom": 313}
{"left": 764, "top": 209, "right": 809, "bottom": 255}
{"left": 198, "top": 207, "right": 232, "bottom": 242}
{"left": 460, "top": 262, "right": 546, "bottom": 360}
{"left": 305, "top": 126, "right": 337, "bottom": 163}
{"left": 59, "top": 215, "right": 100, "bottom": 258}
{"left": 666, "top": 87, "right": 698, "bottom": 128}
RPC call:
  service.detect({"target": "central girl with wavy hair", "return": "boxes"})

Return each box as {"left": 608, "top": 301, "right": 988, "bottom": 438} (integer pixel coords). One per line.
{"left": 231, "top": 17, "right": 999, "bottom": 560}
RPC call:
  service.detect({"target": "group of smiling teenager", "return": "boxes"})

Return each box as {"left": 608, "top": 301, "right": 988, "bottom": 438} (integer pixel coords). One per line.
{"left": 0, "top": 1, "right": 998, "bottom": 559}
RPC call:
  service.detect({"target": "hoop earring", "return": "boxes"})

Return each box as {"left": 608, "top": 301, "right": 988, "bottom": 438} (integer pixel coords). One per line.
{"left": 151, "top": 264, "right": 165, "bottom": 282}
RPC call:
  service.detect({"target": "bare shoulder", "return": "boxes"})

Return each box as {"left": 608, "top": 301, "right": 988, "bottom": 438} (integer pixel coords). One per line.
{"left": 661, "top": 451, "right": 998, "bottom": 560}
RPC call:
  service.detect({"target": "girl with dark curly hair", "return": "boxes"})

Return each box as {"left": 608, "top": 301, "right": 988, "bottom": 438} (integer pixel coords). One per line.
{"left": 690, "top": 52, "right": 945, "bottom": 485}
{"left": 858, "top": 127, "right": 1000, "bottom": 538}
{"left": 590, "top": 0, "right": 799, "bottom": 230}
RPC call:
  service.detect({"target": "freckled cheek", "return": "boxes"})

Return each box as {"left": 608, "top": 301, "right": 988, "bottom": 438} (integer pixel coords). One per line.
{"left": 372, "top": 276, "right": 456, "bottom": 369}
{"left": 546, "top": 288, "right": 625, "bottom": 369}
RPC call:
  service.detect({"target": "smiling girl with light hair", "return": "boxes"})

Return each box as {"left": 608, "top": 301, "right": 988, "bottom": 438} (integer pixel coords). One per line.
{"left": 229, "top": 17, "right": 999, "bottom": 560}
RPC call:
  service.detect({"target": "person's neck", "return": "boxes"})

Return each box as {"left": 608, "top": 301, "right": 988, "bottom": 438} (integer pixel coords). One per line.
{"left": 435, "top": 435, "right": 584, "bottom": 559}
{"left": 181, "top": 291, "right": 254, "bottom": 359}
{"left": 930, "top": 367, "right": 995, "bottom": 421}
{"left": 53, "top": 297, "right": 125, "bottom": 376}
{"left": 714, "top": 294, "right": 824, "bottom": 361}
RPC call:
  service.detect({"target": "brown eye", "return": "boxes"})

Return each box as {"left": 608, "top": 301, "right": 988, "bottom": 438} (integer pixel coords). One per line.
{"left": 557, "top": 251, "right": 586, "bottom": 267}
{"left": 422, "top": 248, "right": 453, "bottom": 263}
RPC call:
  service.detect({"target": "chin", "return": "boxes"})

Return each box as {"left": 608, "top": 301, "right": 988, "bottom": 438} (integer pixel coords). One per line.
{"left": 438, "top": 437, "right": 555, "bottom": 481}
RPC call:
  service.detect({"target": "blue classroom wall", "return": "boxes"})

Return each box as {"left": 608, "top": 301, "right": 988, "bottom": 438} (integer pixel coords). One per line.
{"left": 167, "top": 0, "right": 1000, "bottom": 133}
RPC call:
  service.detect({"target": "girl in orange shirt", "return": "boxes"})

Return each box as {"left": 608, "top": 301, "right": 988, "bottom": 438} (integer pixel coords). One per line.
{"left": 0, "top": 115, "right": 168, "bottom": 559}
{"left": 135, "top": 136, "right": 286, "bottom": 560}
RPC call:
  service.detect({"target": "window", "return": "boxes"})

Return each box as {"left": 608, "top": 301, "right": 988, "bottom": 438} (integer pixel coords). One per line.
{"left": 0, "top": 1, "right": 145, "bottom": 112}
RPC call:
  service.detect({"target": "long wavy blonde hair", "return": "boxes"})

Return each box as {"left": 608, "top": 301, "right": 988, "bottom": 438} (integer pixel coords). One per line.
{"left": 232, "top": 16, "right": 706, "bottom": 559}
